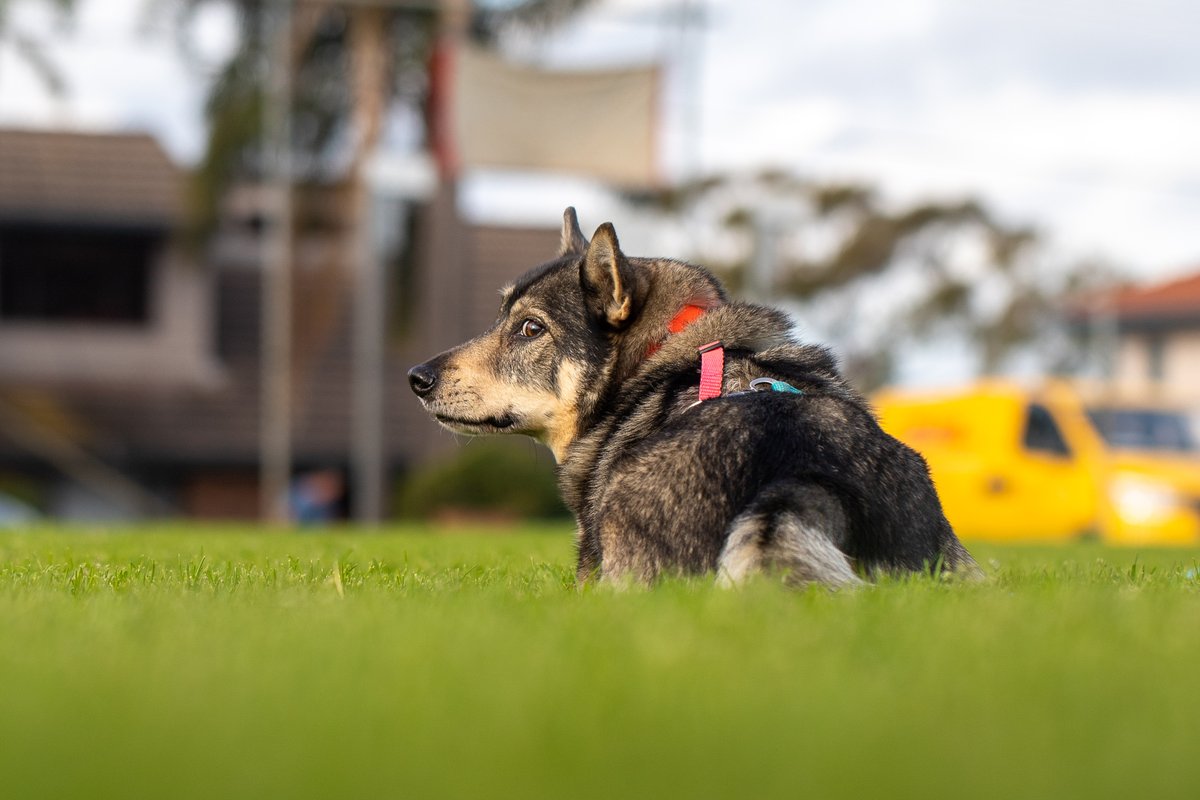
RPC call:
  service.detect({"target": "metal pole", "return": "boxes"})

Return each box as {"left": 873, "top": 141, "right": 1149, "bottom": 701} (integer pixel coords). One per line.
{"left": 260, "top": 0, "right": 293, "bottom": 523}
{"left": 680, "top": 0, "right": 705, "bottom": 182}
{"left": 1090, "top": 287, "right": 1120, "bottom": 382}
{"left": 351, "top": 188, "right": 386, "bottom": 524}
{"left": 750, "top": 210, "right": 778, "bottom": 301}
{"left": 349, "top": 6, "right": 388, "bottom": 525}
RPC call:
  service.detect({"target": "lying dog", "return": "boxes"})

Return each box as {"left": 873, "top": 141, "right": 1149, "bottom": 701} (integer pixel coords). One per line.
{"left": 409, "top": 208, "right": 978, "bottom": 586}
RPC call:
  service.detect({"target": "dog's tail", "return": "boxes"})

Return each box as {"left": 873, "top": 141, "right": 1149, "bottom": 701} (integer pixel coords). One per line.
{"left": 938, "top": 536, "right": 985, "bottom": 581}
{"left": 716, "top": 482, "right": 861, "bottom": 588}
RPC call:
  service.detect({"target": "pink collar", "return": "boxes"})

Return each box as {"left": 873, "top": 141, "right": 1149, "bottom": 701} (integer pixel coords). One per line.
{"left": 642, "top": 304, "right": 726, "bottom": 403}
{"left": 696, "top": 341, "right": 725, "bottom": 402}
{"left": 643, "top": 307, "right": 724, "bottom": 402}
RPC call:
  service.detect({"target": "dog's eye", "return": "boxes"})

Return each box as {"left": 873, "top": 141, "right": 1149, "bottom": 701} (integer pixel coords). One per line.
{"left": 518, "top": 319, "right": 546, "bottom": 339}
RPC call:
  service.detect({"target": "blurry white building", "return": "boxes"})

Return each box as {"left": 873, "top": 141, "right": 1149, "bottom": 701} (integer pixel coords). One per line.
{"left": 1078, "top": 270, "right": 1200, "bottom": 404}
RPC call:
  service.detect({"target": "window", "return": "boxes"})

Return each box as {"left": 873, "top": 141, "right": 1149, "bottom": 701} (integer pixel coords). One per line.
{"left": 1086, "top": 408, "right": 1197, "bottom": 453}
{"left": 1022, "top": 403, "right": 1071, "bottom": 457}
{"left": 0, "top": 226, "right": 157, "bottom": 324}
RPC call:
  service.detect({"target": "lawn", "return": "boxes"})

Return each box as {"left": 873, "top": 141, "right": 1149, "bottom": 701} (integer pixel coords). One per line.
{"left": 1, "top": 525, "right": 1198, "bottom": 800}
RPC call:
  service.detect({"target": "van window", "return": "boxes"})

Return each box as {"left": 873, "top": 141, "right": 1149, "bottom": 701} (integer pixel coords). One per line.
{"left": 1023, "top": 404, "right": 1070, "bottom": 457}
{"left": 1086, "top": 408, "right": 1197, "bottom": 453}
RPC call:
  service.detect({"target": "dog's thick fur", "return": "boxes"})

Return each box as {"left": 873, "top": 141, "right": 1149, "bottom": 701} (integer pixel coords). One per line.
{"left": 409, "top": 209, "right": 978, "bottom": 586}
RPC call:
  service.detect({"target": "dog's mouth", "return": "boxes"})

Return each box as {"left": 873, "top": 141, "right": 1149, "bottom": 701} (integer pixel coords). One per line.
{"left": 433, "top": 413, "right": 517, "bottom": 433}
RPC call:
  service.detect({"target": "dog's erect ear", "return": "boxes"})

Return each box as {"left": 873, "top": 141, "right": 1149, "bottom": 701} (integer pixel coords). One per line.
{"left": 558, "top": 207, "right": 589, "bottom": 257}
{"left": 582, "top": 222, "right": 645, "bottom": 329}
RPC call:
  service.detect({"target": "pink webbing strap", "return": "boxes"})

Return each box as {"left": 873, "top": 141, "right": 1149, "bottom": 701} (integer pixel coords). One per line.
{"left": 697, "top": 341, "right": 724, "bottom": 402}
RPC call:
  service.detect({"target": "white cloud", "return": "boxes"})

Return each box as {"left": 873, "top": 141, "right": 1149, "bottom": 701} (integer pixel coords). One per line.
{"left": 686, "top": 0, "right": 1200, "bottom": 276}
{"left": 0, "top": 0, "right": 222, "bottom": 163}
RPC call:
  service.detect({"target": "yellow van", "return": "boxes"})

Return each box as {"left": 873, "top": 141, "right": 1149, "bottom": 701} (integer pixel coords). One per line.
{"left": 873, "top": 380, "right": 1200, "bottom": 544}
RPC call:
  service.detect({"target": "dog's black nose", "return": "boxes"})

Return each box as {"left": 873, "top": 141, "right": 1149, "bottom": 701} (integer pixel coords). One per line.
{"left": 408, "top": 363, "right": 438, "bottom": 397}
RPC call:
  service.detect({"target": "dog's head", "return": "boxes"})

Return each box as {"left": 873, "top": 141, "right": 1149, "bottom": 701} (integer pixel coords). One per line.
{"left": 408, "top": 208, "right": 725, "bottom": 461}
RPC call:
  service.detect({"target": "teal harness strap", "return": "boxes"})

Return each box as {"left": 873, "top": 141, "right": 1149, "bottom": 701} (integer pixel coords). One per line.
{"left": 749, "top": 378, "right": 803, "bottom": 395}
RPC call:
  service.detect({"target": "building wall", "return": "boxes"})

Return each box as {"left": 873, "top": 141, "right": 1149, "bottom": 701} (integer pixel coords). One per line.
{"left": 1114, "top": 335, "right": 1152, "bottom": 396}
{"left": 182, "top": 470, "right": 260, "bottom": 520}
{"left": 1114, "top": 328, "right": 1200, "bottom": 403}
{"left": 1163, "top": 330, "right": 1200, "bottom": 401}
{"left": 0, "top": 246, "right": 222, "bottom": 387}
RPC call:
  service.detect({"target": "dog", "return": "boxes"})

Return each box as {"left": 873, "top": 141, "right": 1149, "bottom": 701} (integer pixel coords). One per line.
{"left": 408, "top": 208, "right": 979, "bottom": 587}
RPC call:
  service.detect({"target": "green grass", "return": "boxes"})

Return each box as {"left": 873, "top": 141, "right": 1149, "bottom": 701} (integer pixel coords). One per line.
{"left": 1, "top": 526, "right": 1199, "bottom": 800}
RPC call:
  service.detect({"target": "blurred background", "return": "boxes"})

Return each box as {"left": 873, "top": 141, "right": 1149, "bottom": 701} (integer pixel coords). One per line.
{"left": 0, "top": 0, "right": 1198, "bottom": 541}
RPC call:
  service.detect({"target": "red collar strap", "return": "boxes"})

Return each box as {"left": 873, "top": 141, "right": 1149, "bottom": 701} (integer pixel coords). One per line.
{"left": 667, "top": 303, "right": 706, "bottom": 335}
{"left": 645, "top": 304, "right": 707, "bottom": 358}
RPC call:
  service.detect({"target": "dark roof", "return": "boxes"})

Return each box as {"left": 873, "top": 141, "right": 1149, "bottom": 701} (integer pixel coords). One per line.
{"left": 0, "top": 128, "right": 183, "bottom": 228}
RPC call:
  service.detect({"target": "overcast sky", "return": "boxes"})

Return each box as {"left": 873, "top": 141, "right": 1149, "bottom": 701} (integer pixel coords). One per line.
{"left": 531, "top": 0, "right": 1200, "bottom": 279}
{"left": 1, "top": 0, "right": 1198, "bottom": 279}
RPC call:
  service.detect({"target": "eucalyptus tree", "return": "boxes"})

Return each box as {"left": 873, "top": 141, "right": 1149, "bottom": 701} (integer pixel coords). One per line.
{"left": 625, "top": 171, "right": 1107, "bottom": 389}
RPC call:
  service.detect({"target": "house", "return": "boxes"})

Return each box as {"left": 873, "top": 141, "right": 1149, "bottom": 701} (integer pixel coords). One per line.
{"left": 1072, "top": 269, "right": 1200, "bottom": 405}
{"left": 0, "top": 127, "right": 559, "bottom": 520}
{"left": 0, "top": 129, "right": 217, "bottom": 388}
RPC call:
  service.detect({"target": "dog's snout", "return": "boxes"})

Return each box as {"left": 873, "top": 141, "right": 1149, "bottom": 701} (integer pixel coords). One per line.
{"left": 408, "top": 363, "right": 438, "bottom": 397}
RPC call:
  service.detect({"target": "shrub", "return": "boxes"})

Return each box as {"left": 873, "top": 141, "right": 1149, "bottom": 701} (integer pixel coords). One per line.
{"left": 393, "top": 441, "right": 568, "bottom": 520}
